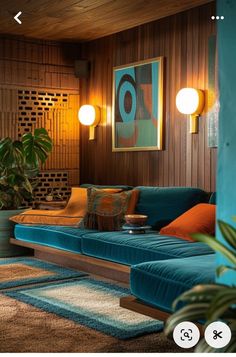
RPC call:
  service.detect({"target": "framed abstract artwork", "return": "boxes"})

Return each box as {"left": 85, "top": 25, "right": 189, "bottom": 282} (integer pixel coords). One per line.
{"left": 112, "top": 57, "right": 164, "bottom": 152}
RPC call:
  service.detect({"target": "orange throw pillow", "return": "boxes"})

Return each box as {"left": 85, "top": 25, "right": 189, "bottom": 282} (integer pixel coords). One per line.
{"left": 159, "top": 203, "right": 216, "bottom": 242}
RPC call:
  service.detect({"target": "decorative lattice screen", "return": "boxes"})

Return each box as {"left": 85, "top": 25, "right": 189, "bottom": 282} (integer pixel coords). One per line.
{"left": 16, "top": 88, "right": 79, "bottom": 202}
{"left": 18, "top": 89, "right": 69, "bottom": 137}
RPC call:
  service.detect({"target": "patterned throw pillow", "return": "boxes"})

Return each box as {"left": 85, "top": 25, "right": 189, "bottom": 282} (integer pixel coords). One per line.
{"left": 83, "top": 188, "right": 139, "bottom": 231}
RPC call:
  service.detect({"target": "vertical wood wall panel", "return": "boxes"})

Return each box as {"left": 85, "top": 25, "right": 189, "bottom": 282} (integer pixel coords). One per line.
{"left": 0, "top": 36, "right": 80, "bottom": 199}
{"left": 80, "top": 2, "right": 217, "bottom": 192}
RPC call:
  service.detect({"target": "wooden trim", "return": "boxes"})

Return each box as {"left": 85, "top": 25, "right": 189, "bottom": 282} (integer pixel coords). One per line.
{"left": 120, "top": 295, "right": 170, "bottom": 321}
{"left": 120, "top": 296, "right": 204, "bottom": 334}
{"left": 10, "top": 238, "right": 130, "bottom": 283}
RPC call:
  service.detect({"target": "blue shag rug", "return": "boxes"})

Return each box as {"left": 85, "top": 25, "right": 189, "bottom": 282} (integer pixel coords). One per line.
{"left": 4, "top": 278, "right": 163, "bottom": 339}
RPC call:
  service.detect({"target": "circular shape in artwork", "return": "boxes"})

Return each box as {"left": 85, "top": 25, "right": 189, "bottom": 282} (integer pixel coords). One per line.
{"left": 118, "top": 79, "right": 136, "bottom": 123}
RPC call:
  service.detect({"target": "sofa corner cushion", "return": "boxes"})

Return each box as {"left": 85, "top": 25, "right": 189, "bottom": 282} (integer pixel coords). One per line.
{"left": 130, "top": 254, "right": 215, "bottom": 313}
{"left": 134, "top": 186, "right": 208, "bottom": 229}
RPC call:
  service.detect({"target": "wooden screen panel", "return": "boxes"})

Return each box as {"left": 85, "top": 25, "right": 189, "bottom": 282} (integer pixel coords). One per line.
{"left": 0, "top": 86, "right": 79, "bottom": 202}
{"left": 0, "top": 88, "right": 19, "bottom": 139}
{"left": 17, "top": 89, "right": 69, "bottom": 137}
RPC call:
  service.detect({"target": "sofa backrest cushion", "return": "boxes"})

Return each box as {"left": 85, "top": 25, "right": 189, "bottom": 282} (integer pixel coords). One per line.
{"left": 209, "top": 192, "right": 216, "bottom": 205}
{"left": 135, "top": 186, "right": 208, "bottom": 230}
{"left": 80, "top": 184, "right": 133, "bottom": 191}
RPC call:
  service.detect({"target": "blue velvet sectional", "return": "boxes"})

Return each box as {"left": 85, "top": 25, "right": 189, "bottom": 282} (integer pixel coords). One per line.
{"left": 13, "top": 185, "right": 216, "bottom": 315}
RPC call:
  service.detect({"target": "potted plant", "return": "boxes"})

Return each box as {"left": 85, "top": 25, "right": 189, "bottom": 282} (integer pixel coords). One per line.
{"left": 165, "top": 220, "right": 236, "bottom": 352}
{"left": 0, "top": 128, "right": 53, "bottom": 257}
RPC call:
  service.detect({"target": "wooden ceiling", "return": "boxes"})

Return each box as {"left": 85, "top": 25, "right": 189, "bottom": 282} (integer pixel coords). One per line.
{"left": 0, "top": 0, "right": 213, "bottom": 42}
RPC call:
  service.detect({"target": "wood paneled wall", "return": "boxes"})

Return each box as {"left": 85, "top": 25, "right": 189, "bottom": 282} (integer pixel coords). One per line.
{"left": 0, "top": 36, "right": 80, "bottom": 199}
{"left": 80, "top": 2, "right": 217, "bottom": 191}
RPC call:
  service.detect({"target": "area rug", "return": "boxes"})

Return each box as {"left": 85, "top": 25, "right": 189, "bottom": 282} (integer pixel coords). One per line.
{"left": 4, "top": 278, "right": 163, "bottom": 339}
{"left": 0, "top": 257, "right": 86, "bottom": 289}
{"left": 0, "top": 294, "right": 181, "bottom": 353}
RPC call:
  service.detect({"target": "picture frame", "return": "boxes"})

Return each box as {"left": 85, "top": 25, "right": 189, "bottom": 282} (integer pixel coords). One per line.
{"left": 112, "top": 57, "right": 164, "bottom": 152}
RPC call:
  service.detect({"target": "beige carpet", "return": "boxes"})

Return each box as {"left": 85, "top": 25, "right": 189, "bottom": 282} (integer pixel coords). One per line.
{"left": 0, "top": 294, "right": 184, "bottom": 353}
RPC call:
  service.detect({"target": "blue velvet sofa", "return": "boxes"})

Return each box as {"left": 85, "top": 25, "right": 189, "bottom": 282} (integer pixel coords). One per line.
{"left": 12, "top": 185, "right": 216, "bottom": 318}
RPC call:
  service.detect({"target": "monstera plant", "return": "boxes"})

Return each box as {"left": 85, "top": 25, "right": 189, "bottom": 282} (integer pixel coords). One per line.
{"left": 0, "top": 128, "right": 53, "bottom": 210}
{"left": 165, "top": 220, "right": 236, "bottom": 352}
{"left": 0, "top": 128, "right": 53, "bottom": 257}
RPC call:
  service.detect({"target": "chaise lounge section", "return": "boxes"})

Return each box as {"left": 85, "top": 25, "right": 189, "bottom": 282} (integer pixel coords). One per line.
{"left": 128, "top": 254, "right": 215, "bottom": 315}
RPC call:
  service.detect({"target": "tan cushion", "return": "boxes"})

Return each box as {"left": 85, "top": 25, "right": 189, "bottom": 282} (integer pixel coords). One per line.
{"left": 10, "top": 187, "right": 88, "bottom": 226}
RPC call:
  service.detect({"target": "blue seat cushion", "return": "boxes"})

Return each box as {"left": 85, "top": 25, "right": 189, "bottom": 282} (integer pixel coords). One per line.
{"left": 135, "top": 186, "right": 208, "bottom": 229}
{"left": 14, "top": 224, "right": 97, "bottom": 254}
{"left": 81, "top": 231, "right": 213, "bottom": 265}
{"left": 130, "top": 255, "right": 215, "bottom": 313}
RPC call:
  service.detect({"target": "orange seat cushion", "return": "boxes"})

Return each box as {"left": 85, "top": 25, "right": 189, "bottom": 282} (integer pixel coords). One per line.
{"left": 159, "top": 203, "right": 216, "bottom": 242}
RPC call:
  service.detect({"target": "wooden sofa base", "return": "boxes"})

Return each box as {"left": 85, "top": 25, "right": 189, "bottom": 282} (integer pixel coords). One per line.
{"left": 120, "top": 296, "right": 203, "bottom": 335}
{"left": 10, "top": 238, "right": 130, "bottom": 283}
{"left": 120, "top": 295, "right": 170, "bottom": 321}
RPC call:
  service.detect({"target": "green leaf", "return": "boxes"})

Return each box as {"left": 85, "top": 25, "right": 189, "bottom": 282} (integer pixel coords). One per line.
{"left": 216, "top": 265, "right": 236, "bottom": 276}
{"left": 218, "top": 220, "right": 236, "bottom": 250}
{"left": 224, "top": 339, "right": 236, "bottom": 353}
{"left": 207, "top": 288, "right": 236, "bottom": 321}
{"left": 191, "top": 233, "right": 236, "bottom": 266}
{"left": 195, "top": 339, "right": 216, "bottom": 353}
{"left": 34, "top": 128, "right": 48, "bottom": 136}
{"left": 173, "top": 284, "right": 227, "bottom": 309}
{"left": 0, "top": 128, "right": 52, "bottom": 209}
{"left": 165, "top": 303, "right": 209, "bottom": 336}
{"left": 22, "top": 128, "right": 53, "bottom": 166}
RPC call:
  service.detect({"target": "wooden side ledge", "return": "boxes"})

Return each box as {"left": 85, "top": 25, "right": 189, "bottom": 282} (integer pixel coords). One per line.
{"left": 120, "top": 295, "right": 170, "bottom": 321}
{"left": 120, "top": 296, "right": 204, "bottom": 335}
{"left": 10, "top": 238, "right": 130, "bottom": 283}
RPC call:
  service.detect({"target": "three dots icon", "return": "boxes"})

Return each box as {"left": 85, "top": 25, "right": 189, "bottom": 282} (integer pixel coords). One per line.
{"left": 211, "top": 16, "right": 224, "bottom": 20}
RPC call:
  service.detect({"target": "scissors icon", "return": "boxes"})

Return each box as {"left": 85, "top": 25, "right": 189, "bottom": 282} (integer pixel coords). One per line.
{"left": 213, "top": 330, "right": 223, "bottom": 340}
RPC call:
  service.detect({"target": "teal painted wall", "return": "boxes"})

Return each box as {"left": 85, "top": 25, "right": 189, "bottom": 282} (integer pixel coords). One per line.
{"left": 217, "top": 0, "right": 236, "bottom": 285}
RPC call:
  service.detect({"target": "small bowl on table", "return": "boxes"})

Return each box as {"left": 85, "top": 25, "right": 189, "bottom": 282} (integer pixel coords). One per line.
{"left": 125, "top": 214, "right": 148, "bottom": 227}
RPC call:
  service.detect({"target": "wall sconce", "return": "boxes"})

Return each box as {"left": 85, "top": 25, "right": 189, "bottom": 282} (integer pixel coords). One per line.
{"left": 78, "top": 105, "right": 100, "bottom": 140}
{"left": 176, "top": 88, "right": 205, "bottom": 134}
